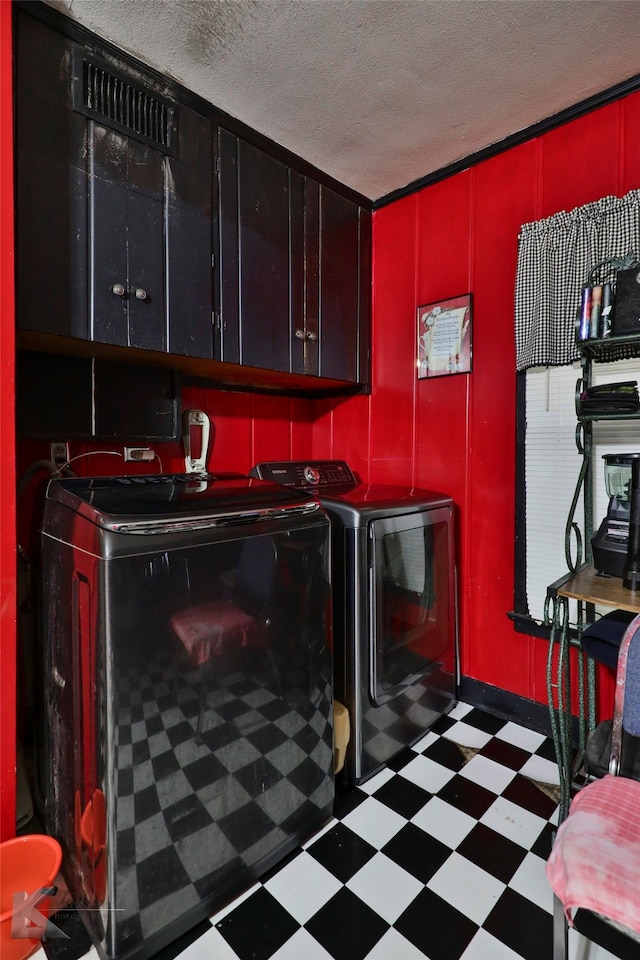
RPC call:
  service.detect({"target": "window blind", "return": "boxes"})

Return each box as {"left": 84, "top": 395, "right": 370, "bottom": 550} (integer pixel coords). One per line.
{"left": 525, "top": 358, "right": 640, "bottom": 624}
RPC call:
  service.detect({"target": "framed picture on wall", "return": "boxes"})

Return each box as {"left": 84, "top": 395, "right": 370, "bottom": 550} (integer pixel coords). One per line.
{"left": 417, "top": 293, "right": 472, "bottom": 378}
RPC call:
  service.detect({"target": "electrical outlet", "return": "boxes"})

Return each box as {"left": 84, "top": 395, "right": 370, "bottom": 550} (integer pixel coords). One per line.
{"left": 124, "top": 447, "right": 154, "bottom": 462}
{"left": 51, "top": 442, "right": 69, "bottom": 468}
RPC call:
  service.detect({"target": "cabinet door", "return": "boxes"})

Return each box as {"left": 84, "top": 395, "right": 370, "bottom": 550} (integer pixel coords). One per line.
{"left": 15, "top": 12, "right": 213, "bottom": 361}
{"left": 167, "top": 106, "right": 214, "bottom": 359}
{"left": 317, "top": 186, "right": 361, "bottom": 383}
{"left": 295, "top": 178, "right": 319, "bottom": 377}
{"left": 86, "top": 96, "right": 213, "bottom": 357}
{"left": 127, "top": 189, "right": 165, "bottom": 351}
{"left": 15, "top": 16, "right": 88, "bottom": 338}
{"left": 218, "top": 130, "right": 303, "bottom": 371}
{"left": 290, "top": 169, "right": 307, "bottom": 374}
{"left": 239, "top": 139, "right": 292, "bottom": 371}
{"left": 217, "top": 127, "right": 240, "bottom": 363}
{"left": 90, "top": 174, "right": 130, "bottom": 346}
{"left": 90, "top": 173, "right": 166, "bottom": 351}
{"left": 301, "top": 182, "right": 371, "bottom": 385}
{"left": 89, "top": 130, "right": 165, "bottom": 351}
{"left": 358, "top": 208, "right": 372, "bottom": 388}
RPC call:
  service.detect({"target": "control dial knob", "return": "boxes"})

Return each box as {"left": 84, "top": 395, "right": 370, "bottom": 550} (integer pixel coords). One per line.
{"left": 303, "top": 465, "right": 321, "bottom": 485}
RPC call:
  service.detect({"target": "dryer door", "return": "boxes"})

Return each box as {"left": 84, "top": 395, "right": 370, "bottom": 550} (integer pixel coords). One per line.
{"left": 369, "top": 506, "right": 454, "bottom": 706}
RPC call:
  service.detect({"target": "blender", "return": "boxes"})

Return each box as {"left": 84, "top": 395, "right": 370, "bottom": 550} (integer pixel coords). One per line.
{"left": 591, "top": 453, "right": 640, "bottom": 577}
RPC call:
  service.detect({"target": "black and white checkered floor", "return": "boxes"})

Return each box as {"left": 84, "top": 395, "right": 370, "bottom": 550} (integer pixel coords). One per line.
{"left": 39, "top": 701, "right": 622, "bottom": 960}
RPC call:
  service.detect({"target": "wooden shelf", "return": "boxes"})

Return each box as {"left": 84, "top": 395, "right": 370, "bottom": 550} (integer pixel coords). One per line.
{"left": 17, "top": 330, "right": 367, "bottom": 399}
{"left": 551, "top": 563, "right": 640, "bottom": 614}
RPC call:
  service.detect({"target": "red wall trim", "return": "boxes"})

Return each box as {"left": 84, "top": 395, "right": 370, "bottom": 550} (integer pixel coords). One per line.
{"left": 1, "top": 0, "right": 17, "bottom": 841}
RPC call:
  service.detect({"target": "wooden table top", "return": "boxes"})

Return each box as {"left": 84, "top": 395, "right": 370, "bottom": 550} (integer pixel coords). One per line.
{"left": 553, "top": 564, "right": 640, "bottom": 614}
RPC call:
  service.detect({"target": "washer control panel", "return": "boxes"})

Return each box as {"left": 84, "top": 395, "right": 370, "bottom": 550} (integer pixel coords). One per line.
{"left": 252, "top": 460, "right": 355, "bottom": 489}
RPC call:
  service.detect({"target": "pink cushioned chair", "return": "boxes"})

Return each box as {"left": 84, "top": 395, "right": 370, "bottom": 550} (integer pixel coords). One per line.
{"left": 546, "top": 612, "right": 640, "bottom": 959}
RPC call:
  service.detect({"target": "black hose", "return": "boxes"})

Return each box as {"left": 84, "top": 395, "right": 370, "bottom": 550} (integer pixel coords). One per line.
{"left": 17, "top": 460, "right": 74, "bottom": 500}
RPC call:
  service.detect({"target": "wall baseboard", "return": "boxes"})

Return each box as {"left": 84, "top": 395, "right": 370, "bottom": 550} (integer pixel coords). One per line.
{"left": 459, "top": 676, "right": 579, "bottom": 744}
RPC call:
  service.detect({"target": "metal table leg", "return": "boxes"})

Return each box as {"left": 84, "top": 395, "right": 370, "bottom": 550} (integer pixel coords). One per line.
{"left": 546, "top": 594, "right": 572, "bottom": 822}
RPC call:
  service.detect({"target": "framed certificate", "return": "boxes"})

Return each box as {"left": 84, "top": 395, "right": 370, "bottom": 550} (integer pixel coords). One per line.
{"left": 417, "top": 294, "right": 472, "bottom": 379}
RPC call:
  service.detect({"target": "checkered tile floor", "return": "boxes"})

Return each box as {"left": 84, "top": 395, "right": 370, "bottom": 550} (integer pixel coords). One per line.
{"left": 108, "top": 652, "right": 333, "bottom": 957}
{"left": 41, "top": 701, "right": 625, "bottom": 960}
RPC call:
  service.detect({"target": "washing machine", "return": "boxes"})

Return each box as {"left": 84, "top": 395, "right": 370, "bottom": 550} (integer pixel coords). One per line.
{"left": 251, "top": 460, "right": 458, "bottom": 783}
{"left": 40, "top": 472, "right": 334, "bottom": 960}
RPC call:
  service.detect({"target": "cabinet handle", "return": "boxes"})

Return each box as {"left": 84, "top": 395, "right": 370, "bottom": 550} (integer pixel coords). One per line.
{"left": 111, "top": 283, "right": 126, "bottom": 297}
{"left": 295, "top": 329, "right": 306, "bottom": 340}
{"left": 306, "top": 331, "right": 317, "bottom": 342}
{"left": 135, "top": 288, "right": 148, "bottom": 301}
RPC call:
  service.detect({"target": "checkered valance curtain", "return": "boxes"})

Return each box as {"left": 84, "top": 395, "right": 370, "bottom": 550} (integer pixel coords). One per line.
{"left": 514, "top": 189, "right": 640, "bottom": 372}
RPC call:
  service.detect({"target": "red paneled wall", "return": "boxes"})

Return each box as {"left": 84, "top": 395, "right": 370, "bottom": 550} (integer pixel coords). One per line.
{"left": 350, "top": 95, "right": 640, "bottom": 708}
{"left": 172, "top": 389, "right": 316, "bottom": 471}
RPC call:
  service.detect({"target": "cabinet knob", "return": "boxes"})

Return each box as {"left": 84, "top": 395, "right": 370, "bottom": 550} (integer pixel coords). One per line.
{"left": 135, "top": 288, "right": 148, "bottom": 301}
{"left": 295, "top": 329, "right": 306, "bottom": 340}
{"left": 111, "top": 283, "right": 126, "bottom": 297}
{"left": 306, "top": 331, "right": 317, "bottom": 342}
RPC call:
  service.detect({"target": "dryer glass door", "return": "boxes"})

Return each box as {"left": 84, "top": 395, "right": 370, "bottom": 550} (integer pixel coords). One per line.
{"left": 369, "top": 505, "right": 454, "bottom": 705}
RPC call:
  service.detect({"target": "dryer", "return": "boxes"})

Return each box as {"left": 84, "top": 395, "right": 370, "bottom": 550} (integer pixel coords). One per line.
{"left": 252, "top": 461, "right": 458, "bottom": 784}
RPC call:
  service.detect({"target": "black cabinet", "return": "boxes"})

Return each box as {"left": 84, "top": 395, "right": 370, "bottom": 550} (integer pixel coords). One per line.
{"left": 16, "top": 352, "right": 179, "bottom": 441}
{"left": 15, "top": 6, "right": 371, "bottom": 395}
{"left": 15, "top": 11, "right": 214, "bottom": 359}
{"left": 217, "top": 128, "right": 370, "bottom": 386}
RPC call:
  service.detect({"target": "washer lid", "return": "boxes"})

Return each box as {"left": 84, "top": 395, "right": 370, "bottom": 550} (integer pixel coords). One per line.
{"left": 45, "top": 473, "right": 320, "bottom": 531}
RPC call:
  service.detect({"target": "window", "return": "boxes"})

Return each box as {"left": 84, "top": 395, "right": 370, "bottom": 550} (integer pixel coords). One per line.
{"left": 516, "top": 358, "right": 640, "bottom": 630}
{"left": 513, "top": 189, "right": 640, "bottom": 634}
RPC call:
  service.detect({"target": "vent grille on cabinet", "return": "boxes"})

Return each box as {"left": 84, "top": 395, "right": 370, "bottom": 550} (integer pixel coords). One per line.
{"left": 72, "top": 51, "right": 178, "bottom": 157}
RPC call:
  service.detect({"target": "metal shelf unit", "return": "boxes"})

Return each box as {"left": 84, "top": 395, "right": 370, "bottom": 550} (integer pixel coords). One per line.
{"left": 545, "top": 332, "right": 640, "bottom": 821}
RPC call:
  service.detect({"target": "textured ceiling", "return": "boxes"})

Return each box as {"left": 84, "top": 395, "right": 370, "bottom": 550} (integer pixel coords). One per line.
{"left": 45, "top": 0, "right": 640, "bottom": 201}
